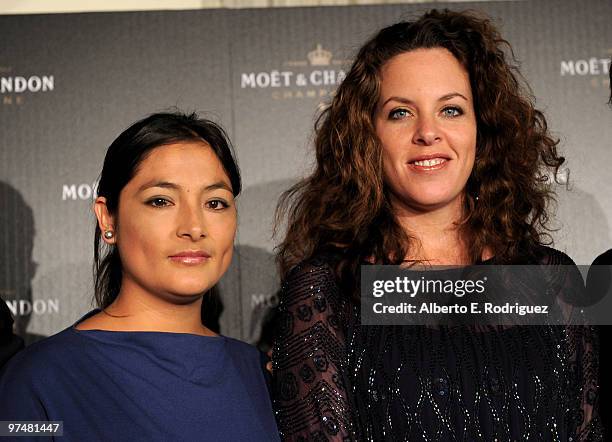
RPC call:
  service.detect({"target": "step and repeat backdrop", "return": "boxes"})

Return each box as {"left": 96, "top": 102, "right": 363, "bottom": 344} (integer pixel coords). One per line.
{"left": 1, "top": 0, "right": 611, "bottom": 344}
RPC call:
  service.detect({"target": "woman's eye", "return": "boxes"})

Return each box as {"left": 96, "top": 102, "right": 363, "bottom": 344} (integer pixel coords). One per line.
{"left": 441, "top": 106, "right": 462, "bottom": 118}
{"left": 147, "top": 197, "right": 171, "bottom": 208}
{"left": 206, "top": 199, "right": 229, "bottom": 210}
{"left": 389, "top": 109, "right": 410, "bottom": 120}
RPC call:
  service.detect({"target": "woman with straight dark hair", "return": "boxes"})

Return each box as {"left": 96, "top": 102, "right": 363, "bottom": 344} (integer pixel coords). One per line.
{"left": 273, "top": 10, "right": 602, "bottom": 441}
{"left": 0, "top": 112, "right": 280, "bottom": 441}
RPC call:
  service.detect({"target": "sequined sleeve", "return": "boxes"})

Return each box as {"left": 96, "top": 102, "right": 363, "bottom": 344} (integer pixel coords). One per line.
{"left": 567, "top": 325, "right": 603, "bottom": 441}
{"left": 543, "top": 249, "right": 604, "bottom": 440}
{"left": 272, "top": 258, "right": 354, "bottom": 441}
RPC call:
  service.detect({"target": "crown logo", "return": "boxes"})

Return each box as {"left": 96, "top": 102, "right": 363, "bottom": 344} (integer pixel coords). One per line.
{"left": 307, "top": 44, "right": 332, "bottom": 66}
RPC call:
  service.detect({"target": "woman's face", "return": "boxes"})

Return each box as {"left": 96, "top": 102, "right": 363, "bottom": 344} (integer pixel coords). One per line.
{"left": 98, "top": 142, "right": 237, "bottom": 303}
{"left": 374, "top": 47, "right": 477, "bottom": 215}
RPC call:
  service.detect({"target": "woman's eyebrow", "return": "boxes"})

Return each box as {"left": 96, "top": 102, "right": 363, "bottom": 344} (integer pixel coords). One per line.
{"left": 381, "top": 92, "right": 468, "bottom": 108}
{"left": 137, "top": 180, "right": 232, "bottom": 193}
{"left": 204, "top": 181, "right": 232, "bottom": 192}
{"left": 138, "top": 180, "right": 178, "bottom": 192}
{"left": 381, "top": 96, "right": 414, "bottom": 107}
{"left": 439, "top": 92, "right": 468, "bottom": 102}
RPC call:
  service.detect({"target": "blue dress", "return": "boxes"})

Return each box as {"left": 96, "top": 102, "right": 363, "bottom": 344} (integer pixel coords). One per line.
{"left": 0, "top": 311, "right": 280, "bottom": 441}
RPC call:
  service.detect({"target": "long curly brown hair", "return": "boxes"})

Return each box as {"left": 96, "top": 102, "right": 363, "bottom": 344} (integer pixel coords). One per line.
{"left": 276, "top": 9, "right": 564, "bottom": 298}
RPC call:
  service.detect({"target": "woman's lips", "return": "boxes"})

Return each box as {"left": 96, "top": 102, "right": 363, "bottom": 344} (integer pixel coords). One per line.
{"left": 408, "top": 157, "right": 449, "bottom": 171}
{"left": 169, "top": 251, "right": 211, "bottom": 265}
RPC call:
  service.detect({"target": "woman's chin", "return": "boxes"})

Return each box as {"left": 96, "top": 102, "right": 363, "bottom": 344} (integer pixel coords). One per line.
{"left": 162, "top": 286, "right": 210, "bottom": 303}
{"left": 399, "top": 192, "right": 464, "bottom": 213}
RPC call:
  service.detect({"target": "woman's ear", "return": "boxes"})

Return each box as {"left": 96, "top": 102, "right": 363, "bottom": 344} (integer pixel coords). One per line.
{"left": 94, "top": 197, "right": 116, "bottom": 244}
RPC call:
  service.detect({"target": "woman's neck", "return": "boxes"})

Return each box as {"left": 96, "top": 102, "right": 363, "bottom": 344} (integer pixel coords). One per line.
{"left": 392, "top": 197, "right": 470, "bottom": 265}
{"left": 79, "top": 280, "right": 215, "bottom": 336}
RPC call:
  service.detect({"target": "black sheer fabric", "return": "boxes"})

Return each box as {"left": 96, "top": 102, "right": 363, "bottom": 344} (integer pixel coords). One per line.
{"left": 272, "top": 258, "right": 356, "bottom": 441}
{"left": 272, "top": 247, "right": 603, "bottom": 441}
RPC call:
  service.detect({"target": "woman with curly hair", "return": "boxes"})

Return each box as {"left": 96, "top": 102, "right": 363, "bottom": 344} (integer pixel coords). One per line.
{"left": 272, "top": 9, "right": 602, "bottom": 441}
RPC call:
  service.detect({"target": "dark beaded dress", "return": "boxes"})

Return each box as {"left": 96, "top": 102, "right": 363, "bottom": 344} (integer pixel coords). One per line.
{"left": 272, "top": 246, "right": 603, "bottom": 441}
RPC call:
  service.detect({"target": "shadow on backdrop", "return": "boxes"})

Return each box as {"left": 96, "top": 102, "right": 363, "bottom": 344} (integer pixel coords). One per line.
{"left": 0, "top": 181, "right": 45, "bottom": 346}
{"left": 235, "top": 245, "right": 278, "bottom": 347}
{"left": 233, "top": 178, "right": 297, "bottom": 346}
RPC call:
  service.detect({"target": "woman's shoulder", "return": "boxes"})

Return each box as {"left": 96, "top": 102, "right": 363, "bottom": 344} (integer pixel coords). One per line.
{"left": 285, "top": 253, "right": 339, "bottom": 280}
{"left": 223, "top": 336, "right": 259, "bottom": 357}
{"left": 281, "top": 253, "right": 342, "bottom": 300}
{"left": 529, "top": 244, "right": 576, "bottom": 266}
{"left": 525, "top": 245, "right": 587, "bottom": 305}
{"left": 0, "top": 327, "right": 76, "bottom": 385}
{"left": 221, "top": 337, "right": 270, "bottom": 382}
{"left": 0, "top": 331, "right": 76, "bottom": 420}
